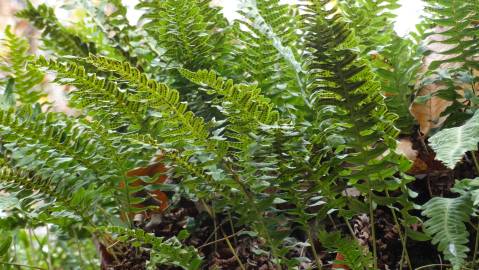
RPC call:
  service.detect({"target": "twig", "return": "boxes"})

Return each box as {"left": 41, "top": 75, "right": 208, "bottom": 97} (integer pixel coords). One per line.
{"left": 306, "top": 225, "right": 323, "bottom": 270}
{"left": 0, "top": 262, "right": 46, "bottom": 270}
{"left": 385, "top": 190, "right": 412, "bottom": 270}
{"left": 367, "top": 180, "right": 378, "bottom": 269}
{"left": 198, "top": 229, "right": 246, "bottom": 249}
{"left": 471, "top": 151, "right": 479, "bottom": 268}
{"left": 415, "top": 264, "right": 451, "bottom": 270}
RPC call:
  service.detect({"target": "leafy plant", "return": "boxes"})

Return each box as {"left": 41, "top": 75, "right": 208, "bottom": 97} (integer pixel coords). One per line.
{"left": 1, "top": 0, "right": 479, "bottom": 269}
{"left": 422, "top": 177, "right": 479, "bottom": 269}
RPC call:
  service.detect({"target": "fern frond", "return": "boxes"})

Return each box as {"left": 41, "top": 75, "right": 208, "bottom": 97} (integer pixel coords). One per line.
{"left": 0, "top": 26, "right": 44, "bottom": 104}
{"left": 414, "top": 0, "right": 479, "bottom": 128}
{"left": 86, "top": 55, "right": 210, "bottom": 144}
{"left": 179, "top": 68, "right": 280, "bottom": 125}
{"left": 0, "top": 164, "right": 98, "bottom": 215}
{"left": 36, "top": 56, "right": 147, "bottom": 130}
{"left": 16, "top": 1, "right": 96, "bottom": 57}
{"left": 338, "top": 0, "right": 400, "bottom": 54}
{"left": 0, "top": 107, "right": 119, "bottom": 190}
{"left": 429, "top": 109, "right": 479, "bottom": 169}
{"left": 423, "top": 0, "right": 478, "bottom": 71}
{"left": 137, "top": 0, "right": 229, "bottom": 70}
{"left": 233, "top": 1, "right": 307, "bottom": 112}
{"left": 422, "top": 195, "right": 473, "bottom": 269}
{"left": 305, "top": 0, "right": 399, "bottom": 161}
{"left": 98, "top": 226, "right": 202, "bottom": 270}
{"left": 318, "top": 230, "right": 373, "bottom": 269}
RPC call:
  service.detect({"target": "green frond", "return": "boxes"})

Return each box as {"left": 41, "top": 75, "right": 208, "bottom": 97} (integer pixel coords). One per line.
{"left": 415, "top": 0, "right": 479, "bottom": 127}
{"left": 338, "top": 0, "right": 400, "bottom": 54}
{"left": 422, "top": 195, "right": 473, "bottom": 269}
{"left": 429, "top": 109, "right": 479, "bottom": 169}
{"left": 16, "top": 1, "right": 96, "bottom": 57}
{"left": 36, "top": 56, "right": 147, "bottom": 131}
{"left": 179, "top": 68, "right": 280, "bottom": 125}
{"left": 0, "top": 164, "right": 98, "bottom": 216}
{"left": 318, "top": 230, "right": 373, "bottom": 269}
{"left": 77, "top": 0, "right": 160, "bottom": 69}
{"left": 233, "top": 1, "right": 307, "bottom": 113}
{"left": 98, "top": 226, "right": 202, "bottom": 270}
{"left": 0, "top": 26, "right": 45, "bottom": 104}
{"left": 423, "top": 0, "right": 478, "bottom": 71}
{"left": 86, "top": 55, "right": 210, "bottom": 144}
{"left": 305, "top": 0, "right": 399, "bottom": 156}
{"left": 0, "top": 106, "right": 119, "bottom": 191}
{"left": 374, "top": 36, "right": 421, "bottom": 131}
{"left": 137, "top": 0, "right": 229, "bottom": 70}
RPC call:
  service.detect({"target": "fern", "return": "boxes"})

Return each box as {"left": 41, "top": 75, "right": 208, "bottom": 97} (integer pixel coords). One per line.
{"left": 233, "top": 0, "right": 308, "bottom": 114}
{"left": 36, "top": 56, "right": 147, "bottom": 131}
{"left": 97, "top": 226, "right": 202, "bottom": 270}
{"left": 304, "top": 0, "right": 403, "bottom": 186}
{"left": 85, "top": 55, "right": 210, "bottom": 145}
{"left": 0, "top": 26, "right": 44, "bottom": 104}
{"left": 415, "top": 0, "right": 479, "bottom": 127}
{"left": 338, "top": 0, "right": 400, "bottom": 54}
{"left": 138, "top": 0, "right": 229, "bottom": 71}
{"left": 16, "top": 1, "right": 96, "bottom": 57}
{"left": 318, "top": 230, "right": 373, "bottom": 270}
{"left": 422, "top": 195, "right": 473, "bottom": 269}
{"left": 0, "top": 163, "right": 98, "bottom": 219}
{"left": 429, "top": 109, "right": 479, "bottom": 169}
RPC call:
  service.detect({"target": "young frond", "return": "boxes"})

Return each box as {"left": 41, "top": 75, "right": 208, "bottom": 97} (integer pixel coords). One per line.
{"left": 305, "top": 0, "right": 399, "bottom": 154}
{"left": 86, "top": 55, "right": 210, "bottom": 144}
{"left": 233, "top": 1, "right": 307, "bottom": 113}
{"left": 0, "top": 26, "right": 44, "bottom": 104}
{"left": 179, "top": 68, "right": 280, "bottom": 125}
{"left": 36, "top": 56, "right": 147, "bottom": 130}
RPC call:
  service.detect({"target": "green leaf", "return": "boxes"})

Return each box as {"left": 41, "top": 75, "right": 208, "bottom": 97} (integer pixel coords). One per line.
{"left": 422, "top": 195, "right": 473, "bottom": 269}
{"left": 429, "top": 110, "right": 479, "bottom": 169}
{"left": 0, "top": 78, "right": 15, "bottom": 109}
{"left": 0, "top": 232, "right": 12, "bottom": 256}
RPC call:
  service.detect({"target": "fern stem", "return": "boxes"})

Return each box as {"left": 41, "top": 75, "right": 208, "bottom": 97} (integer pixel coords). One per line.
{"left": 0, "top": 262, "right": 46, "bottom": 270}
{"left": 385, "top": 190, "right": 412, "bottom": 270}
{"left": 473, "top": 230, "right": 479, "bottom": 270}
{"left": 221, "top": 228, "right": 246, "bottom": 270}
{"left": 367, "top": 181, "right": 378, "bottom": 269}
{"left": 471, "top": 151, "right": 479, "bottom": 268}
{"left": 225, "top": 162, "right": 282, "bottom": 270}
{"left": 305, "top": 226, "right": 322, "bottom": 270}
{"left": 414, "top": 264, "right": 451, "bottom": 270}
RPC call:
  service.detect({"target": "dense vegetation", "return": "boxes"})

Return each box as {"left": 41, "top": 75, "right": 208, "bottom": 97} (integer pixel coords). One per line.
{"left": 0, "top": 0, "right": 478, "bottom": 269}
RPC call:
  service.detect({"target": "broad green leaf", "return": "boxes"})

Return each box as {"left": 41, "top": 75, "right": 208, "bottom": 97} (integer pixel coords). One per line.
{"left": 429, "top": 110, "right": 479, "bottom": 169}
{"left": 422, "top": 195, "right": 473, "bottom": 269}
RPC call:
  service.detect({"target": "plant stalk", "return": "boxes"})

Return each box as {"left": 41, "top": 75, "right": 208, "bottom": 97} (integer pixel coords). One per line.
{"left": 306, "top": 226, "right": 322, "bottom": 270}
{"left": 385, "top": 190, "right": 412, "bottom": 270}
{"left": 471, "top": 152, "right": 479, "bottom": 268}
{"left": 367, "top": 180, "right": 378, "bottom": 269}
{"left": 0, "top": 262, "right": 46, "bottom": 270}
